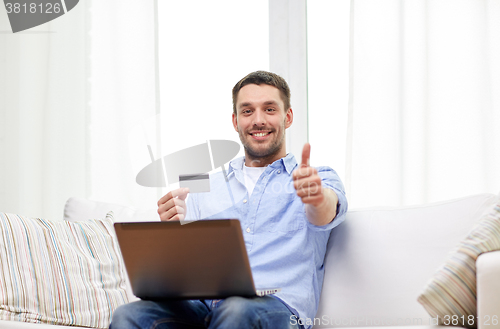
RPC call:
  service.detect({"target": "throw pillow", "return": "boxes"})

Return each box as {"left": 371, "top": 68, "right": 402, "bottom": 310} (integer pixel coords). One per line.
{"left": 417, "top": 198, "right": 500, "bottom": 328}
{"left": 64, "top": 197, "right": 159, "bottom": 223}
{"left": 0, "top": 212, "right": 130, "bottom": 328}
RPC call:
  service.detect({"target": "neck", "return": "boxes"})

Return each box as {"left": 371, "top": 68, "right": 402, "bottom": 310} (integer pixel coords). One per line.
{"left": 244, "top": 150, "right": 286, "bottom": 167}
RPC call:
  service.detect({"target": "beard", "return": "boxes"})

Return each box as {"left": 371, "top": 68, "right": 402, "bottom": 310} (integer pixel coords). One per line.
{"left": 238, "top": 124, "right": 286, "bottom": 164}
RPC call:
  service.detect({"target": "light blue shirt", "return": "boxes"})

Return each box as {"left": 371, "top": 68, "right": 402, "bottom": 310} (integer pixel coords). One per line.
{"left": 186, "top": 154, "right": 348, "bottom": 327}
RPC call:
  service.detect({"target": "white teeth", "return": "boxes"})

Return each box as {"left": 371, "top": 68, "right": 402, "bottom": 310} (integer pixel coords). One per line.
{"left": 253, "top": 132, "right": 268, "bottom": 137}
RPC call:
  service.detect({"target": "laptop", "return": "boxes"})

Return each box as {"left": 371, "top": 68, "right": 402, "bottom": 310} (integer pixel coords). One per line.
{"left": 114, "top": 219, "right": 280, "bottom": 300}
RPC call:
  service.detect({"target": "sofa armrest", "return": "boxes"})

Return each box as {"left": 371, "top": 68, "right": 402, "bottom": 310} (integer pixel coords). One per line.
{"left": 477, "top": 250, "right": 500, "bottom": 329}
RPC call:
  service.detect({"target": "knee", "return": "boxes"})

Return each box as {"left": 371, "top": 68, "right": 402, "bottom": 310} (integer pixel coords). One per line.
{"left": 111, "top": 301, "right": 147, "bottom": 327}
{"left": 219, "top": 296, "right": 255, "bottom": 317}
{"left": 213, "top": 296, "right": 265, "bottom": 324}
{"left": 110, "top": 302, "right": 136, "bottom": 328}
{"left": 210, "top": 297, "right": 295, "bottom": 329}
{"left": 109, "top": 301, "right": 155, "bottom": 329}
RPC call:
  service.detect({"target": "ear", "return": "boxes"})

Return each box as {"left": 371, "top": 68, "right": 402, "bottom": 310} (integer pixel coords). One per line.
{"left": 232, "top": 112, "right": 238, "bottom": 132}
{"left": 285, "top": 108, "right": 293, "bottom": 129}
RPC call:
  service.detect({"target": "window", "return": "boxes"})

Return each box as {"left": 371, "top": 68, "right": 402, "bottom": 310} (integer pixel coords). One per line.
{"left": 307, "top": 0, "right": 350, "bottom": 182}
{"left": 157, "top": 1, "right": 269, "bottom": 188}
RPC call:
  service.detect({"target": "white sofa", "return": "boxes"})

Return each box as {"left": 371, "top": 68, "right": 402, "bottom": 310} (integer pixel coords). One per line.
{"left": 1, "top": 193, "right": 499, "bottom": 329}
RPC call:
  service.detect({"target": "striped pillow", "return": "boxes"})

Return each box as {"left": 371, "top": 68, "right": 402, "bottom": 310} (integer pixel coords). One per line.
{"left": 0, "top": 212, "right": 130, "bottom": 328}
{"left": 417, "top": 198, "right": 500, "bottom": 328}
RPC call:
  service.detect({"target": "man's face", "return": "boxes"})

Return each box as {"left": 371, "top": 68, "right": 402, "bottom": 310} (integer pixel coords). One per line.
{"left": 232, "top": 84, "right": 293, "bottom": 166}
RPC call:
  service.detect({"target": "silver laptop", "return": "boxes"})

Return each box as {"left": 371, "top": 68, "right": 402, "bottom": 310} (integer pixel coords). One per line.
{"left": 114, "top": 219, "right": 280, "bottom": 300}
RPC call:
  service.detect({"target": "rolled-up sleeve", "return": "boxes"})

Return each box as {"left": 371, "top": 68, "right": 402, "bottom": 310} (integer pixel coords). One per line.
{"left": 306, "top": 166, "right": 348, "bottom": 231}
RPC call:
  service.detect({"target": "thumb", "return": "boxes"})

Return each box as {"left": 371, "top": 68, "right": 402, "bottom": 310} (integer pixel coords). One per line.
{"left": 177, "top": 188, "right": 190, "bottom": 201}
{"left": 301, "top": 143, "right": 311, "bottom": 167}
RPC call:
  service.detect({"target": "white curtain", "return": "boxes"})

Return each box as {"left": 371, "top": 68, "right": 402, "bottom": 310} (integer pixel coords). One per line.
{"left": 0, "top": 0, "right": 159, "bottom": 219}
{"left": 4, "top": 0, "right": 499, "bottom": 218}
{"left": 156, "top": 0, "right": 268, "bottom": 176}
{"left": 0, "top": 4, "right": 90, "bottom": 219}
{"left": 89, "top": 0, "right": 159, "bottom": 209}
{"left": 346, "top": 0, "right": 500, "bottom": 208}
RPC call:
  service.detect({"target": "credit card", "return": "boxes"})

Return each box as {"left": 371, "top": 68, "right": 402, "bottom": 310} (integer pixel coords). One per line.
{"left": 179, "top": 173, "right": 210, "bottom": 193}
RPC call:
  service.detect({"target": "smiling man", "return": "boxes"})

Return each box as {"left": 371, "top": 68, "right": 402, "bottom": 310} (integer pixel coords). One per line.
{"left": 110, "top": 71, "right": 348, "bottom": 329}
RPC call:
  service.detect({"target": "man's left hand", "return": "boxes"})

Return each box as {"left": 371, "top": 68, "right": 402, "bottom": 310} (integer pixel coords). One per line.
{"left": 293, "top": 143, "right": 338, "bottom": 226}
{"left": 292, "top": 143, "right": 324, "bottom": 207}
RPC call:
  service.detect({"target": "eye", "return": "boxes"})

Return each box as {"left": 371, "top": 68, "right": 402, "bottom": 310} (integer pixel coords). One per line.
{"left": 242, "top": 109, "right": 252, "bottom": 114}
{"left": 266, "top": 108, "right": 275, "bottom": 112}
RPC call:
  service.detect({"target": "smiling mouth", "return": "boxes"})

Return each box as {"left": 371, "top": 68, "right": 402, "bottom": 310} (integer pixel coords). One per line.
{"left": 251, "top": 131, "right": 271, "bottom": 137}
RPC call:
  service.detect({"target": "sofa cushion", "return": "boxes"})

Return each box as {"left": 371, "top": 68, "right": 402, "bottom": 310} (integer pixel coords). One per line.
{"left": 0, "top": 212, "right": 130, "bottom": 328}
{"left": 316, "top": 193, "right": 497, "bottom": 328}
{"left": 64, "top": 197, "right": 159, "bottom": 223}
{"left": 0, "top": 319, "right": 83, "bottom": 328}
{"left": 417, "top": 196, "right": 500, "bottom": 328}
{"left": 63, "top": 198, "right": 157, "bottom": 303}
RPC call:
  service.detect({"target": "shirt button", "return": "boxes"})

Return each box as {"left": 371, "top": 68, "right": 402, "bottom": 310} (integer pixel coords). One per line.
{"left": 243, "top": 199, "right": 247, "bottom": 203}
{"left": 277, "top": 170, "right": 281, "bottom": 174}
{"left": 246, "top": 227, "right": 251, "bottom": 233}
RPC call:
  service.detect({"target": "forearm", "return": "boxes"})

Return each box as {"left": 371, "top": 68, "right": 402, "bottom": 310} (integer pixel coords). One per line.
{"left": 305, "top": 188, "right": 338, "bottom": 226}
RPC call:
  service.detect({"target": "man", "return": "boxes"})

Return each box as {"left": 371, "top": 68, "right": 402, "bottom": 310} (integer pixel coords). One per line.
{"left": 110, "top": 71, "right": 347, "bottom": 329}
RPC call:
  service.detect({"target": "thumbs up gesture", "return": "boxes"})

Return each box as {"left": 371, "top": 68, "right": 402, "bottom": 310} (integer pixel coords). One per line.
{"left": 292, "top": 143, "right": 324, "bottom": 207}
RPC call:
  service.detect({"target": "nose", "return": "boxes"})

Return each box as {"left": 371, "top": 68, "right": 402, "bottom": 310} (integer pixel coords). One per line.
{"left": 252, "top": 109, "right": 267, "bottom": 126}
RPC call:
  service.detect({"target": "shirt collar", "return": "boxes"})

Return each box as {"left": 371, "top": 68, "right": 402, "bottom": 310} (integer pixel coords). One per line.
{"left": 275, "top": 153, "right": 297, "bottom": 175}
{"left": 227, "top": 156, "right": 244, "bottom": 176}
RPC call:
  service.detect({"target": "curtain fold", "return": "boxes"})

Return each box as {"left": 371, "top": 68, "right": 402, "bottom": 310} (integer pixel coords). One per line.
{"left": 0, "top": 4, "right": 90, "bottom": 219}
{"left": 0, "top": 0, "right": 160, "bottom": 218}
{"left": 88, "top": 0, "right": 159, "bottom": 209}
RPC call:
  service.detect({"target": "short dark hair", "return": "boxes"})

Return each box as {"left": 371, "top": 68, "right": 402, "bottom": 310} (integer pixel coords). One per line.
{"left": 232, "top": 71, "right": 291, "bottom": 115}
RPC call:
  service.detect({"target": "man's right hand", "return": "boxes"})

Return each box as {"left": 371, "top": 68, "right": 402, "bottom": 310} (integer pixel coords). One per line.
{"left": 157, "top": 188, "right": 189, "bottom": 221}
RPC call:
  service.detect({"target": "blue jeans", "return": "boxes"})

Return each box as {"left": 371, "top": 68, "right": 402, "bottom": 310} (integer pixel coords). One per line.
{"left": 109, "top": 296, "right": 304, "bottom": 329}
